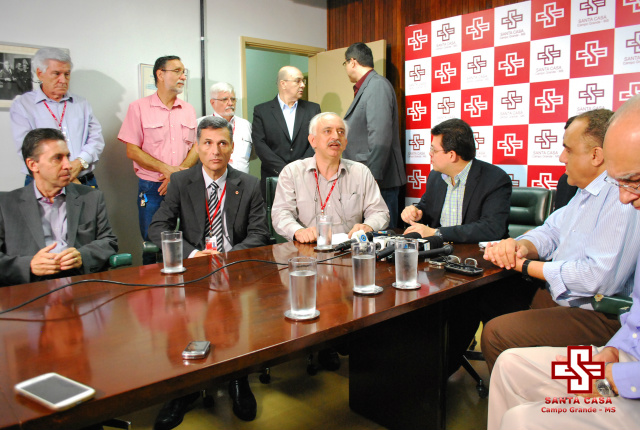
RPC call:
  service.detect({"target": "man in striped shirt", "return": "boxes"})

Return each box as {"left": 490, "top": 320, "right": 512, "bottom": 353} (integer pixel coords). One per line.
{"left": 482, "top": 108, "right": 640, "bottom": 372}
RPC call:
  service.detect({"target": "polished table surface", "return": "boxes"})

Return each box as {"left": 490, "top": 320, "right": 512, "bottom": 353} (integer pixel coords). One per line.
{"left": 0, "top": 241, "right": 511, "bottom": 430}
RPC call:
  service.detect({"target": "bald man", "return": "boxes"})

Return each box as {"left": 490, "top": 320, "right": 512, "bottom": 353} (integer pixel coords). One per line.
{"left": 252, "top": 66, "right": 321, "bottom": 198}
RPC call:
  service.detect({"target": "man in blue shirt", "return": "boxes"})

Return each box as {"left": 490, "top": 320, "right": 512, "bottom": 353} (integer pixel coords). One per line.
{"left": 10, "top": 48, "right": 104, "bottom": 187}
{"left": 482, "top": 108, "right": 640, "bottom": 372}
{"left": 487, "top": 96, "right": 640, "bottom": 430}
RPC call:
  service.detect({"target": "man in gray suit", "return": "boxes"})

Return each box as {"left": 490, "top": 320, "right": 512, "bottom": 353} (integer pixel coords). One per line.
{"left": 343, "top": 42, "right": 406, "bottom": 228}
{"left": 0, "top": 128, "right": 118, "bottom": 286}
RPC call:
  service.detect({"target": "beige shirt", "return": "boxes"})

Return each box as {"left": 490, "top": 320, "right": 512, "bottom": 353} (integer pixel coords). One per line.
{"left": 272, "top": 155, "right": 390, "bottom": 240}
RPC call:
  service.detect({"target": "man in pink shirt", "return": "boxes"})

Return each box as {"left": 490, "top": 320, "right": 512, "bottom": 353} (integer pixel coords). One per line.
{"left": 118, "top": 55, "right": 198, "bottom": 263}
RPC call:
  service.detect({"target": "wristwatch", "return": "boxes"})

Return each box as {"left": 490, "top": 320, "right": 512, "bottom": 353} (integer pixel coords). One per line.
{"left": 77, "top": 157, "right": 89, "bottom": 170}
{"left": 433, "top": 229, "right": 442, "bottom": 238}
{"left": 521, "top": 259, "right": 533, "bottom": 282}
{"left": 596, "top": 377, "right": 618, "bottom": 397}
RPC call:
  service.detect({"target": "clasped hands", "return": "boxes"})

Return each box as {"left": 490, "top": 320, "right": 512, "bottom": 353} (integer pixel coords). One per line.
{"left": 294, "top": 223, "right": 372, "bottom": 244}
{"left": 30, "top": 244, "right": 83, "bottom": 276}
{"left": 483, "top": 238, "right": 530, "bottom": 271}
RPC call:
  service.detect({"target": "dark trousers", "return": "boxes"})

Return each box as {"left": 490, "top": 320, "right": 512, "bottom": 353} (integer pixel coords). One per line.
{"left": 481, "top": 288, "right": 621, "bottom": 373}
{"left": 379, "top": 185, "right": 400, "bottom": 229}
{"left": 138, "top": 179, "right": 164, "bottom": 265}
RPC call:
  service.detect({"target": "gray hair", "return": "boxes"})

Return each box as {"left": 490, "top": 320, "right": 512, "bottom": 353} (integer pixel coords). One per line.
{"left": 308, "top": 112, "right": 349, "bottom": 137}
{"left": 209, "top": 82, "right": 235, "bottom": 99}
{"left": 197, "top": 116, "right": 233, "bottom": 141}
{"left": 33, "top": 48, "right": 72, "bottom": 73}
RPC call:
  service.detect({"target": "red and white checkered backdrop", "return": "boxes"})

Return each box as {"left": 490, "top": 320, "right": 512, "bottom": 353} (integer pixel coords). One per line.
{"left": 404, "top": 0, "right": 640, "bottom": 204}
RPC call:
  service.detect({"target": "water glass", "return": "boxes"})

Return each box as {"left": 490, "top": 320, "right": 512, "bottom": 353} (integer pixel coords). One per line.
{"left": 316, "top": 214, "right": 333, "bottom": 250}
{"left": 351, "top": 242, "right": 382, "bottom": 295}
{"left": 393, "top": 238, "right": 421, "bottom": 290}
{"left": 161, "top": 231, "right": 184, "bottom": 273}
{"left": 287, "top": 257, "right": 319, "bottom": 320}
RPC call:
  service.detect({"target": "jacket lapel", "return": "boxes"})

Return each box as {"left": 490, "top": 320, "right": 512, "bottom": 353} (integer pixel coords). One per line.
{"left": 344, "top": 70, "right": 375, "bottom": 118}
{"left": 186, "top": 167, "right": 207, "bottom": 241}
{"left": 291, "top": 100, "right": 305, "bottom": 142}
{"left": 224, "top": 167, "right": 242, "bottom": 246}
{"left": 269, "top": 97, "right": 292, "bottom": 143}
{"left": 18, "top": 185, "right": 46, "bottom": 249}
{"left": 461, "top": 161, "right": 480, "bottom": 222}
{"left": 65, "top": 185, "right": 82, "bottom": 246}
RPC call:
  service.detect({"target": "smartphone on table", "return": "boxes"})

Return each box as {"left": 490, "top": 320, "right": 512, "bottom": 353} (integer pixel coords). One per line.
{"left": 15, "top": 372, "right": 95, "bottom": 411}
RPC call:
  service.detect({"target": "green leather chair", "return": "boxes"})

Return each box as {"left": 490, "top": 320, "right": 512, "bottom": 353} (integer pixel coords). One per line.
{"left": 266, "top": 177, "right": 287, "bottom": 244}
{"left": 109, "top": 253, "right": 133, "bottom": 269}
{"left": 592, "top": 294, "right": 633, "bottom": 319}
{"left": 508, "top": 187, "right": 553, "bottom": 238}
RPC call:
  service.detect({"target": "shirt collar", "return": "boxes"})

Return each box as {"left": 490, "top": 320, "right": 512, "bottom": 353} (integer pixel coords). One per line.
{"left": 151, "top": 91, "right": 184, "bottom": 110}
{"left": 442, "top": 159, "right": 473, "bottom": 187}
{"left": 305, "top": 155, "right": 347, "bottom": 180}
{"left": 277, "top": 94, "right": 298, "bottom": 111}
{"left": 353, "top": 69, "right": 373, "bottom": 95}
{"left": 583, "top": 170, "right": 608, "bottom": 196}
{"left": 35, "top": 85, "right": 72, "bottom": 103}
{"left": 202, "top": 166, "right": 228, "bottom": 190}
{"left": 33, "top": 181, "right": 66, "bottom": 202}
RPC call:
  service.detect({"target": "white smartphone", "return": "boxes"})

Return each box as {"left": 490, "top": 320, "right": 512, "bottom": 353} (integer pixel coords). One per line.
{"left": 182, "top": 341, "right": 211, "bottom": 360}
{"left": 14, "top": 372, "right": 95, "bottom": 411}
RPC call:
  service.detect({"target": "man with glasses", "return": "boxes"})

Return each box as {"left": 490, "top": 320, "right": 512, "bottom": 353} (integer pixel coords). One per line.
{"left": 252, "top": 66, "right": 321, "bottom": 198}
{"left": 343, "top": 42, "right": 406, "bottom": 228}
{"left": 197, "top": 82, "right": 254, "bottom": 173}
{"left": 401, "top": 118, "right": 512, "bottom": 243}
{"left": 118, "top": 55, "right": 198, "bottom": 263}
{"left": 10, "top": 48, "right": 104, "bottom": 187}
{"left": 481, "top": 108, "right": 640, "bottom": 373}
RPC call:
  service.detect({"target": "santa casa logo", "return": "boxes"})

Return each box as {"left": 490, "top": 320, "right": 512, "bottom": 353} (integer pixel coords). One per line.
{"left": 407, "top": 101, "right": 428, "bottom": 121}
{"left": 462, "top": 88, "right": 493, "bottom": 126}
{"left": 408, "top": 29, "right": 429, "bottom": 51}
{"left": 571, "top": 30, "right": 614, "bottom": 78}
{"left": 467, "top": 55, "right": 487, "bottom": 74}
{"left": 437, "top": 23, "right": 455, "bottom": 42}
{"left": 473, "top": 132, "right": 485, "bottom": 150}
{"left": 627, "top": 31, "right": 640, "bottom": 55}
{"left": 405, "top": 164, "right": 430, "bottom": 198}
{"left": 531, "top": 81, "right": 569, "bottom": 124}
{"left": 501, "top": 9, "right": 524, "bottom": 30}
{"left": 495, "top": 43, "right": 530, "bottom": 85}
{"left": 623, "top": 0, "right": 640, "bottom": 12}
{"left": 534, "top": 88, "right": 563, "bottom": 113}
{"left": 498, "top": 53, "right": 525, "bottom": 77}
{"left": 437, "top": 97, "right": 456, "bottom": 114}
{"left": 551, "top": 346, "right": 604, "bottom": 394}
{"left": 466, "top": 17, "right": 490, "bottom": 40}
{"left": 538, "top": 45, "right": 562, "bottom": 66}
{"left": 534, "top": 129, "right": 558, "bottom": 150}
{"left": 406, "top": 94, "right": 431, "bottom": 129}
{"left": 408, "top": 134, "right": 426, "bottom": 151}
{"left": 576, "top": 41, "right": 607, "bottom": 67}
{"left": 579, "top": 83, "right": 605, "bottom": 105}
{"left": 620, "top": 81, "right": 640, "bottom": 101}
{"left": 536, "top": 2, "right": 565, "bottom": 28}
{"left": 407, "top": 169, "right": 428, "bottom": 189}
{"left": 497, "top": 133, "right": 524, "bottom": 156}
{"left": 493, "top": 125, "right": 528, "bottom": 165}
{"left": 434, "top": 62, "right": 457, "bottom": 84}
{"left": 579, "top": 0, "right": 606, "bottom": 16}
{"left": 462, "top": 10, "right": 494, "bottom": 50}
{"left": 432, "top": 54, "right": 461, "bottom": 91}
{"left": 405, "top": 24, "right": 431, "bottom": 60}
{"left": 501, "top": 90, "right": 523, "bottom": 110}
{"left": 617, "top": 0, "right": 640, "bottom": 27}
{"left": 409, "top": 65, "right": 427, "bottom": 82}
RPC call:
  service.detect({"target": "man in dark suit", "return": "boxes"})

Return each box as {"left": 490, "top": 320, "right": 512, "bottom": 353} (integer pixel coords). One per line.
{"left": 252, "top": 66, "right": 321, "bottom": 198}
{"left": 148, "top": 116, "right": 269, "bottom": 428}
{"left": 402, "top": 118, "right": 512, "bottom": 243}
{"left": 343, "top": 42, "right": 406, "bottom": 228}
{"left": 0, "top": 128, "right": 117, "bottom": 286}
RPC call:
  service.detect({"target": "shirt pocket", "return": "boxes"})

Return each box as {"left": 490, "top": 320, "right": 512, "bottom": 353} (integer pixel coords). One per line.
{"left": 181, "top": 122, "right": 196, "bottom": 147}
{"left": 142, "top": 123, "right": 165, "bottom": 146}
{"left": 340, "top": 192, "right": 363, "bottom": 225}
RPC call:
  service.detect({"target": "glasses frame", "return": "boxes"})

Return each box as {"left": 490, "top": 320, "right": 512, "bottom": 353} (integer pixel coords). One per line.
{"left": 212, "top": 97, "right": 237, "bottom": 103}
{"left": 604, "top": 176, "right": 640, "bottom": 195}
{"left": 429, "top": 146, "right": 447, "bottom": 155}
{"left": 161, "top": 68, "right": 187, "bottom": 77}
{"left": 282, "top": 78, "right": 307, "bottom": 86}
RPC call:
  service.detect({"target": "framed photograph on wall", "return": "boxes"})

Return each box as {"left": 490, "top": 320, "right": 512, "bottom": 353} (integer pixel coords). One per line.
{"left": 139, "top": 63, "right": 188, "bottom": 101}
{"left": 0, "top": 43, "right": 39, "bottom": 108}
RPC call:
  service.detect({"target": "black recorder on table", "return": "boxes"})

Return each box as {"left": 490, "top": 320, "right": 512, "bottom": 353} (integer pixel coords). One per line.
{"left": 375, "top": 233, "right": 453, "bottom": 261}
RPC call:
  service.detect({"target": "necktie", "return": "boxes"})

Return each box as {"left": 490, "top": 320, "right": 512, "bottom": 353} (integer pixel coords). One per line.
{"left": 206, "top": 182, "right": 224, "bottom": 251}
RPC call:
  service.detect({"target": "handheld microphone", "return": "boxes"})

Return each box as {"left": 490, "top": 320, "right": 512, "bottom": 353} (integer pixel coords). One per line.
{"left": 417, "top": 243, "right": 454, "bottom": 258}
{"left": 332, "top": 231, "right": 374, "bottom": 252}
{"left": 375, "top": 232, "right": 425, "bottom": 260}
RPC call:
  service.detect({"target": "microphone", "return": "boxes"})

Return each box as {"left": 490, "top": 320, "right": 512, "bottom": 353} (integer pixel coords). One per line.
{"left": 418, "top": 243, "right": 454, "bottom": 258}
{"left": 375, "top": 232, "right": 422, "bottom": 260}
{"left": 376, "top": 234, "right": 446, "bottom": 260}
{"left": 332, "top": 231, "right": 374, "bottom": 252}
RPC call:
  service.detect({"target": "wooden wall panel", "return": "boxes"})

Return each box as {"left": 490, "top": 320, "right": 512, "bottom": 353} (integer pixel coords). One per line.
{"left": 328, "top": 0, "right": 525, "bottom": 138}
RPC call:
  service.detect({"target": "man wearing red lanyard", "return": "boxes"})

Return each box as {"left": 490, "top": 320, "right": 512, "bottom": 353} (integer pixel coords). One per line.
{"left": 148, "top": 116, "right": 269, "bottom": 427}
{"left": 271, "top": 112, "right": 389, "bottom": 243}
{"left": 10, "top": 48, "right": 104, "bottom": 188}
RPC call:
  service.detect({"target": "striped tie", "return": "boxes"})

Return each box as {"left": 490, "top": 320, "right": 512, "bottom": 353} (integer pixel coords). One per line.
{"left": 206, "top": 182, "right": 224, "bottom": 250}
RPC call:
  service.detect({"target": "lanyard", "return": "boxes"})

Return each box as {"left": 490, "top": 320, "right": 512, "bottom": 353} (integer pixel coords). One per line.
{"left": 205, "top": 183, "right": 227, "bottom": 235}
{"left": 43, "top": 100, "right": 67, "bottom": 131}
{"left": 314, "top": 170, "right": 338, "bottom": 215}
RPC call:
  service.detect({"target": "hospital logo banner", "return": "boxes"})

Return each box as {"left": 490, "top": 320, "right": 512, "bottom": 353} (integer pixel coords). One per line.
{"left": 404, "top": 0, "right": 640, "bottom": 203}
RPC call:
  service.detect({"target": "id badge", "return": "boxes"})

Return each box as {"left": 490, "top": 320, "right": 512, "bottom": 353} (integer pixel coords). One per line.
{"left": 206, "top": 235, "right": 218, "bottom": 251}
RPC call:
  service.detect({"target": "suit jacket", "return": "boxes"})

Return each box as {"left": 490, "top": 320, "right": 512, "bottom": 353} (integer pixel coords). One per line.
{"left": 148, "top": 164, "right": 270, "bottom": 256}
{"left": 343, "top": 70, "right": 406, "bottom": 189}
{"left": 416, "top": 159, "right": 512, "bottom": 243}
{"left": 0, "top": 183, "right": 118, "bottom": 286}
{"left": 252, "top": 96, "right": 321, "bottom": 196}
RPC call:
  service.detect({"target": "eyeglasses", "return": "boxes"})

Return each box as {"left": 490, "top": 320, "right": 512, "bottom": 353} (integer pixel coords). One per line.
{"left": 342, "top": 58, "right": 353, "bottom": 67}
{"left": 283, "top": 78, "right": 307, "bottom": 85}
{"left": 604, "top": 176, "right": 640, "bottom": 195}
{"left": 429, "top": 146, "right": 446, "bottom": 155}
{"left": 162, "top": 68, "right": 187, "bottom": 77}
{"left": 213, "top": 97, "right": 237, "bottom": 103}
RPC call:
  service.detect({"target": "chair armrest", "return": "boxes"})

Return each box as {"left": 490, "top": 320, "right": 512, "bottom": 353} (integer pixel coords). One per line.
{"left": 592, "top": 294, "right": 633, "bottom": 317}
{"left": 109, "top": 253, "right": 133, "bottom": 269}
{"left": 143, "top": 241, "right": 160, "bottom": 254}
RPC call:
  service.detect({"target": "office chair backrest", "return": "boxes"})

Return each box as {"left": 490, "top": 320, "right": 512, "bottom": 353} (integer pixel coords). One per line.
{"left": 508, "top": 187, "right": 552, "bottom": 238}
{"left": 265, "top": 177, "right": 287, "bottom": 244}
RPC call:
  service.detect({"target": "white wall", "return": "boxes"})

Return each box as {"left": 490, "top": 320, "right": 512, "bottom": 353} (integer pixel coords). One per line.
{"left": 0, "top": 0, "right": 326, "bottom": 264}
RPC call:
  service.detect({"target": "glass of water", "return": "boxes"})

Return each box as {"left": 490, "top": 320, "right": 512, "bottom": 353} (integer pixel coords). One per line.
{"left": 161, "top": 231, "right": 184, "bottom": 274}
{"left": 393, "top": 238, "right": 421, "bottom": 290}
{"left": 351, "top": 242, "right": 383, "bottom": 295}
{"left": 286, "top": 257, "right": 319, "bottom": 320}
{"left": 315, "top": 214, "right": 333, "bottom": 250}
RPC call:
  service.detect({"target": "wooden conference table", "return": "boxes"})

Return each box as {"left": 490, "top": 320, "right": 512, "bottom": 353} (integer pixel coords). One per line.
{"left": 0, "top": 241, "right": 513, "bottom": 430}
